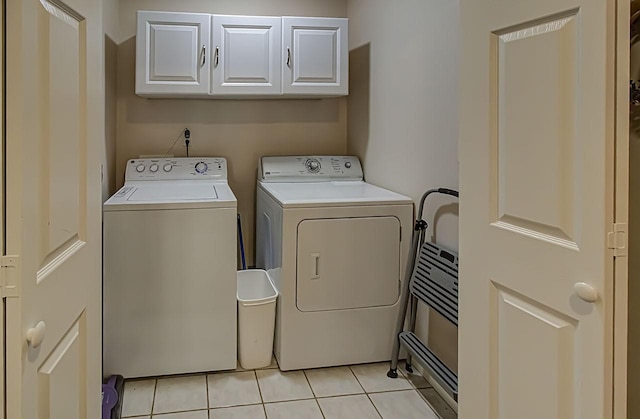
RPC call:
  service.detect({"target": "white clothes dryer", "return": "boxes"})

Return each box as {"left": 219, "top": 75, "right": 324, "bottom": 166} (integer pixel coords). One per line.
{"left": 103, "top": 157, "right": 237, "bottom": 378}
{"left": 256, "top": 156, "right": 413, "bottom": 371}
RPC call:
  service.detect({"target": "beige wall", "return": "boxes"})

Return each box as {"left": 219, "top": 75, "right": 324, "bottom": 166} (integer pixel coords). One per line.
{"left": 103, "top": 0, "right": 119, "bottom": 202}
{"left": 117, "top": 0, "right": 347, "bottom": 43}
{"left": 347, "top": 0, "right": 460, "bottom": 382}
{"left": 115, "top": 0, "right": 348, "bottom": 265}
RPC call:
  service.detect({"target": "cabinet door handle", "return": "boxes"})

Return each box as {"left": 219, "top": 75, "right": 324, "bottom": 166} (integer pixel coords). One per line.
{"left": 215, "top": 46, "right": 220, "bottom": 67}
{"left": 286, "top": 47, "right": 291, "bottom": 67}
{"left": 201, "top": 45, "right": 206, "bottom": 66}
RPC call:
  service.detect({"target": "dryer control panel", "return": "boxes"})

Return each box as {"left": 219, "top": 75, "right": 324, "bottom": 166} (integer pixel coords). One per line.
{"left": 259, "top": 156, "right": 363, "bottom": 182}
{"left": 126, "top": 157, "right": 228, "bottom": 181}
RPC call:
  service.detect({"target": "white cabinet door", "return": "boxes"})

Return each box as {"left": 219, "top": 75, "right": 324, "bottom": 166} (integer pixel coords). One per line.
{"left": 283, "top": 17, "right": 348, "bottom": 96}
{"left": 136, "top": 11, "right": 211, "bottom": 96}
{"left": 212, "top": 15, "right": 282, "bottom": 95}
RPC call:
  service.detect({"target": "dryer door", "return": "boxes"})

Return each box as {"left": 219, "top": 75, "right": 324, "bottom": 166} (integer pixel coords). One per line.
{"left": 296, "top": 216, "right": 401, "bottom": 311}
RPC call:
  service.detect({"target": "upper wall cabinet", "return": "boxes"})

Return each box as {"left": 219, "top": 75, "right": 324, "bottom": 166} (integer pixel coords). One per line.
{"left": 212, "top": 15, "right": 282, "bottom": 95}
{"left": 282, "top": 17, "right": 348, "bottom": 96}
{"left": 135, "top": 11, "right": 348, "bottom": 98}
{"left": 136, "top": 11, "right": 211, "bottom": 96}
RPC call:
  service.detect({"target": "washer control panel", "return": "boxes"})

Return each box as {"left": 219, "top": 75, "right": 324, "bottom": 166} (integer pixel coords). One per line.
{"left": 260, "top": 156, "right": 363, "bottom": 182}
{"left": 126, "top": 157, "right": 227, "bottom": 181}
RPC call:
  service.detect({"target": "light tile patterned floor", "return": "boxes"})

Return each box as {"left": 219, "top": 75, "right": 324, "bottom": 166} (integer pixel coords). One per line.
{"left": 120, "top": 360, "right": 453, "bottom": 419}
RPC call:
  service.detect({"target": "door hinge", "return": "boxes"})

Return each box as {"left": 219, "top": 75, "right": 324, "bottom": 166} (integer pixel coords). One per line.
{"left": 607, "top": 223, "right": 627, "bottom": 257}
{"left": 1, "top": 255, "right": 21, "bottom": 298}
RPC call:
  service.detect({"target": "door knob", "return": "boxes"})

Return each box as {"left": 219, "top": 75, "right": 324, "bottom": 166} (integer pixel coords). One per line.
{"left": 26, "top": 321, "right": 46, "bottom": 348}
{"left": 574, "top": 282, "right": 598, "bottom": 303}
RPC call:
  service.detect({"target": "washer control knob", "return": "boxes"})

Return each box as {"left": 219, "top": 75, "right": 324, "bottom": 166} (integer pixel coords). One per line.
{"left": 135, "top": 164, "right": 145, "bottom": 173}
{"left": 149, "top": 163, "right": 159, "bottom": 173}
{"left": 195, "top": 161, "right": 208, "bottom": 174}
{"left": 163, "top": 163, "right": 173, "bottom": 172}
{"left": 306, "top": 158, "right": 321, "bottom": 173}
{"left": 345, "top": 161, "right": 352, "bottom": 169}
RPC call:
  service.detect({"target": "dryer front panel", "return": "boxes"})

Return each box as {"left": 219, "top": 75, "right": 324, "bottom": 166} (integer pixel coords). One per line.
{"left": 296, "top": 216, "right": 401, "bottom": 312}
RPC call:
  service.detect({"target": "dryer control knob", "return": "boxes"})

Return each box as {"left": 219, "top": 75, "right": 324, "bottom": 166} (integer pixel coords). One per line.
{"left": 306, "top": 158, "right": 321, "bottom": 173}
{"left": 135, "top": 164, "right": 145, "bottom": 173}
{"left": 163, "top": 164, "right": 173, "bottom": 172}
{"left": 195, "top": 161, "right": 208, "bottom": 174}
{"left": 345, "top": 161, "right": 352, "bottom": 169}
{"left": 149, "top": 164, "right": 159, "bottom": 173}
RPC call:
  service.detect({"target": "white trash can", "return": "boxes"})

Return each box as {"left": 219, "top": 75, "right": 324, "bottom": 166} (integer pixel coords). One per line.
{"left": 237, "top": 269, "right": 278, "bottom": 370}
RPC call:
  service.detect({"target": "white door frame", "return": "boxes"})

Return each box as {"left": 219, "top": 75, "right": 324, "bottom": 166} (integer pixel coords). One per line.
{"left": 614, "top": 0, "right": 630, "bottom": 418}
{"left": 0, "top": 0, "right": 5, "bottom": 415}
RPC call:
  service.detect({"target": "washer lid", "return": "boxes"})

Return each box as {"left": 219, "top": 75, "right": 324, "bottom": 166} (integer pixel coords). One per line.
{"left": 127, "top": 184, "right": 218, "bottom": 201}
{"left": 104, "top": 181, "right": 237, "bottom": 211}
{"left": 259, "top": 181, "right": 412, "bottom": 208}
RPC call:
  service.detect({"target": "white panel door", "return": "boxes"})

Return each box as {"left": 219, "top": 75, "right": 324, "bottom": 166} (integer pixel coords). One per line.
{"left": 5, "top": 0, "right": 102, "bottom": 417}
{"left": 459, "top": 0, "right": 615, "bottom": 418}
{"left": 296, "top": 217, "right": 401, "bottom": 312}
{"left": 283, "top": 17, "right": 348, "bottom": 96}
{"left": 212, "top": 15, "right": 282, "bottom": 95}
{"left": 136, "top": 11, "right": 211, "bottom": 96}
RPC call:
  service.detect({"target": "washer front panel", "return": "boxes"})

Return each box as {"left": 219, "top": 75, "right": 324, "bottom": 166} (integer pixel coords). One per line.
{"left": 126, "top": 157, "right": 228, "bottom": 181}
{"left": 260, "top": 156, "right": 363, "bottom": 182}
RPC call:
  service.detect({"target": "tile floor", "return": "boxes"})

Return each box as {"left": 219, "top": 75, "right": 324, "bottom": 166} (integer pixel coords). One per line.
{"left": 120, "top": 359, "right": 456, "bottom": 419}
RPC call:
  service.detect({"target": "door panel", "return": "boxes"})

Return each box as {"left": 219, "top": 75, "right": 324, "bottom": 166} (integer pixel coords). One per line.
{"left": 494, "top": 11, "right": 579, "bottom": 246}
{"left": 493, "top": 286, "right": 576, "bottom": 418}
{"left": 37, "top": 1, "right": 86, "bottom": 279}
{"left": 37, "top": 317, "right": 85, "bottom": 419}
{"left": 459, "top": 0, "right": 614, "bottom": 418}
{"left": 5, "top": 0, "right": 102, "bottom": 417}
{"left": 296, "top": 217, "right": 401, "bottom": 311}
{"left": 149, "top": 24, "right": 200, "bottom": 81}
{"left": 212, "top": 15, "right": 282, "bottom": 95}
{"left": 293, "top": 29, "right": 338, "bottom": 83}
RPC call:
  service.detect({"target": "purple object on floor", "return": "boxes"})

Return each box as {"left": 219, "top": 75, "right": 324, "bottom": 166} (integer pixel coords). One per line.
{"left": 102, "top": 375, "right": 119, "bottom": 419}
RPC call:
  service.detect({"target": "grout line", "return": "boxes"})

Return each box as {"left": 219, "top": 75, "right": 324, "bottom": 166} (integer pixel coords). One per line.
{"left": 302, "top": 369, "right": 317, "bottom": 398}
{"left": 313, "top": 389, "right": 367, "bottom": 400}
{"left": 367, "top": 388, "right": 418, "bottom": 395}
{"left": 315, "top": 398, "right": 326, "bottom": 419}
{"left": 348, "top": 366, "right": 383, "bottom": 419}
{"left": 253, "top": 369, "right": 269, "bottom": 418}
{"left": 150, "top": 378, "right": 158, "bottom": 417}
{"left": 262, "top": 396, "right": 317, "bottom": 405}
{"left": 300, "top": 368, "right": 325, "bottom": 419}
{"left": 347, "top": 365, "right": 367, "bottom": 393}
{"left": 365, "top": 392, "right": 384, "bottom": 418}
{"left": 254, "top": 370, "right": 265, "bottom": 404}
{"left": 205, "top": 374, "right": 211, "bottom": 418}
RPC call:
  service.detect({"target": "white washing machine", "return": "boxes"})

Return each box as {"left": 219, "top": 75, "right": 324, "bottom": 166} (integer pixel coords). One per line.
{"left": 256, "top": 156, "right": 413, "bottom": 371}
{"left": 103, "top": 157, "right": 237, "bottom": 378}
